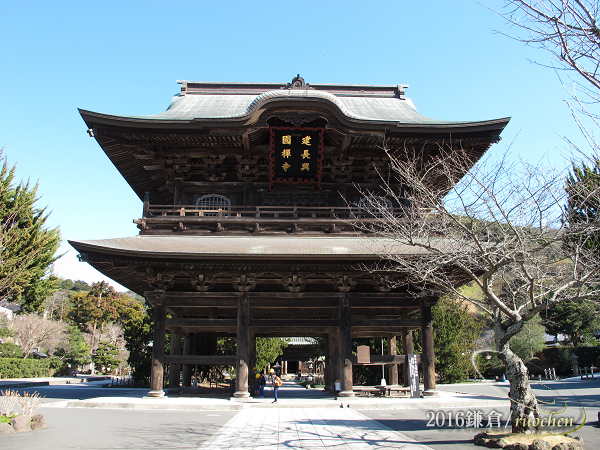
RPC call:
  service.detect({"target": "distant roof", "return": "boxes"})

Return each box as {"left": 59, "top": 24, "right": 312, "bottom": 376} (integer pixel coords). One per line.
{"left": 0, "top": 300, "right": 21, "bottom": 312}
{"left": 79, "top": 75, "right": 509, "bottom": 131}
{"left": 288, "top": 337, "right": 319, "bottom": 346}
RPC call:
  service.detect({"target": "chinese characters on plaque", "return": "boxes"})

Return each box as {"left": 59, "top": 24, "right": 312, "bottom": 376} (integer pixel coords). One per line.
{"left": 408, "top": 353, "right": 420, "bottom": 398}
{"left": 269, "top": 127, "right": 324, "bottom": 190}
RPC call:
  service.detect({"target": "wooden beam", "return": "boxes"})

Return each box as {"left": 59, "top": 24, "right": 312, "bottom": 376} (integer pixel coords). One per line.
{"left": 348, "top": 355, "right": 421, "bottom": 365}
{"left": 351, "top": 319, "right": 421, "bottom": 328}
{"left": 163, "top": 355, "right": 236, "bottom": 365}
{"left": 254, "top": 331, "right": 331, "bottom": 338}
{"left": 251, "top": 298, "right": 339, "bottom": 308}
{"left": 250, "top": 319, "right": 338, "bottom": 327}
{"left": 166, "top": 318, "right": 237, "bottom": 328}
{"left": 162, "top": 292, "right": 422, "bottom": 309}
{"left": 166, "top": 298, "right": 239, "bottom": 308}
{"left": 165, "top": 292, "right": 244, "bottom": 299}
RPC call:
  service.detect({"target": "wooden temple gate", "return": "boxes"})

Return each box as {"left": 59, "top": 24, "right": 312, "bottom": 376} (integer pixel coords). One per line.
{"left": 145, "top": 289, "right": 436, "bottom": 398}
{"left": 71, "top": 76, "right": 507, "bottom": 399}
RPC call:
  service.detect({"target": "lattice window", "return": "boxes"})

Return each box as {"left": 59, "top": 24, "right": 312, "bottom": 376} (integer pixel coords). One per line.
{"left": 262, "top": 192, "right": 328, "bottom": 207}
{"left": 357, "top": 196, "right": 393, "bottom": 218}
{"left": 195, "top": 194, "right": 231, "bottom": 216}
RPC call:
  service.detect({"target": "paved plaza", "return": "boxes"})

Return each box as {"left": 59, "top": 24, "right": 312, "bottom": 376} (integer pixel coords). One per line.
{"left": 0, "top": 377, "right": 596, "bottom": 449}
{"left": 198, "top": 407, "right": 432, "bottom": 449}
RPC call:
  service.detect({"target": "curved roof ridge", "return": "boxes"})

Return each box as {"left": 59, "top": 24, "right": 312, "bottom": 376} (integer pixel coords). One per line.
{"left": 244, "top": 88, "right": 379, "bottom": 122}
{"left": 79, "top": 79, "right": 510, "bottom": 130}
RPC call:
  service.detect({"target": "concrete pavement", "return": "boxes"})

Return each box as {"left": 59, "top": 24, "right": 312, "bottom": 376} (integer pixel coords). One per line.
{"left": 0, "top": 375, "right": 114, "bottom": 389}
{"left": 36, "top": 379, "right": 509, "bottom": 412}
{"left": 0, "top": 377, "right": 513, "bottom": 449}
{"left": 198, "top": 407, "right": 434, "bottom": 449}
{"left": 2, "top": 377, "right": 595, "bottom": 448}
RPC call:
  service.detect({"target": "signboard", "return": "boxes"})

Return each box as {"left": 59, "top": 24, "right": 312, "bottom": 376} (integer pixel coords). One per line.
{"left": 356, "top": 345, "right": 371, "bottom": 364}
{"left": 408, "top": 353, "right": 420, "bottom": 398}
{"left": 269, "top": 127, "right": 324, "bottom": 191}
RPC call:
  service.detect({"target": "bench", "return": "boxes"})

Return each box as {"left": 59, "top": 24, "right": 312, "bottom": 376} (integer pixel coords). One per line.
{"left": 353, "top": 386, "right": 385, "bottom": 397}
{"left": 377, "top": 386, "right": 411, "bottom": 397}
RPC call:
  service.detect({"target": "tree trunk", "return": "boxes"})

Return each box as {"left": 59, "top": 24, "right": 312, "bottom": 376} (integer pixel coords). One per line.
{"left": 90, "top": 318, "right": 98, "bottom": 375}
{"left": 497, "top": 329, "right": 539, "bottom": 434}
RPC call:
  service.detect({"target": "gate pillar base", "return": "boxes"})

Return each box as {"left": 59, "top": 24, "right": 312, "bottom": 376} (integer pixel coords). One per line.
{"left": 422, "top": 389, "right": 439, "bottom": 396}
{"left": 233, "top": 390, "right": 250, "bottom": 398}
{"left": 337, "top": 390, "right": 355, "bottom": 397}
{"left": 147, "top": 389, "right": 165, "bottom": 398}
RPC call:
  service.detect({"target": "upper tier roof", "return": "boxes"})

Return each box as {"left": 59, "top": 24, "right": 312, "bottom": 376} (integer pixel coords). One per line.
{"left": 79, "top": 76, "right": 509, "bottom": 131}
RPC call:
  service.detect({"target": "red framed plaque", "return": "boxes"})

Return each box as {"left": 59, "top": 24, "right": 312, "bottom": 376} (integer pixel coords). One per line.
{"left": 269, "top": 127, "right": 324, "bottom": 191}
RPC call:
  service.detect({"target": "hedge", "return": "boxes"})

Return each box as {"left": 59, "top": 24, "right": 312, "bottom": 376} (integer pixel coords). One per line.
{"left": 542, "top": 347, "right": 600, "bottom": 375}
{"left": 0, "top": 358, "right": 51, "bottom": 379}
{"left": 481, "top": 346, "right": 600, "bottom": 379}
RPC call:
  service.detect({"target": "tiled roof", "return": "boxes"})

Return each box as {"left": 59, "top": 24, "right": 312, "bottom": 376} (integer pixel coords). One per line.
{"left": 68, "top": 235, "right": 430, "bottom": 260}
{"left": 0, "top": 300, "right": 21, "bottom": 312}
{"left": 287, "top": 337, "right": 319, "bottom": 346}
{"left": 130, "top": 89, "right": 444, "bottom": 124}
{"left": 80, "top": 78, "right": 508, "bottom": 128}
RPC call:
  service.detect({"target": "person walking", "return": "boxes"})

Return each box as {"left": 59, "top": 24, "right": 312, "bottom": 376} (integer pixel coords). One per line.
{"left": 258, "top": 371, "right": 267, "bottom": 398}
{"left": 253, "top": 372, "right": 260, "bottom": 397}
{"left": 270, "top": 368, "right": 282, "bottom": 403}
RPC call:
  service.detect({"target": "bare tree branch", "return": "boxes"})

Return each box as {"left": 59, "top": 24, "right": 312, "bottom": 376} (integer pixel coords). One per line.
{"left": 352, "top": 143, "right": 600, "bottom": 432}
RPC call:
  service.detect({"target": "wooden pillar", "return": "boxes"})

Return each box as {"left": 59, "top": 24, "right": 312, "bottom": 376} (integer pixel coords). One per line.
{"left": 401, "top": 313, "right": 414, "bottom": 387}
{"left": 332, "top": 330, "right": 340, "bottom": 392}
{"left": 149, "top": 292, "right": 166, "bottom": 397}
{"left": 338, "top": 294, "right": 354, "bottom": 397}
{"left": 283, "top": 360, "right": 288, "bottom": 375}
{"left": 387, "top": 335, "right": 399, "bottom": 385}
{"left": 173, "top": 177, "right": 183, "bottom": 205}
{"left": 420, "top": 304, "right": 436, "bottom": 392}
{"left": 182, "top": 334, "right": 192, "bottom": 387}
{"left": 234, "top": 294, "right": 250, "bottom": 398}
{"left": 325, "top": 333, "right": 334, "bottom": 392}
{"left": 249, "top": 328, "right": 256, "bottom": 374}
{"left": 168, "top": 329, "right": 182, "bottom": 389}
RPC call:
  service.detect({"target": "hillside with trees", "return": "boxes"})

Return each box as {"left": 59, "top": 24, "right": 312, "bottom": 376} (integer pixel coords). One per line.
{"left": 0, "top": 278, "right": 148, "bottom": 380}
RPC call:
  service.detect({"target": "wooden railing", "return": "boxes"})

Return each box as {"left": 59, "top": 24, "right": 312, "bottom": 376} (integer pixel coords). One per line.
{"left": 134, "top": 203, "right": 439, "bottom": 234}
{"left": 141, "top": 203, "right": 401, "bottom": 220}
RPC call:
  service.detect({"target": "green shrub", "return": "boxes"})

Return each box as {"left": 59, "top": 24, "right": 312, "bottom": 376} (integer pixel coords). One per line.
{"left": 0, "top": 358, "right": 51, "bottom": 378}
{"left": 0, "top": 343, "right": 24, "bottom": 358}
{"left": 542, "top": 347, "right": 600, "bottom": 376}
{"left": 48, "top": 358, "right": 67, "bottom": 376}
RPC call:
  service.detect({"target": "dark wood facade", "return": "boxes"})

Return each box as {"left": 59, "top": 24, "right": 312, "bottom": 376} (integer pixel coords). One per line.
{"left": 71, "top": 76, "right": 508, "bottom": 397}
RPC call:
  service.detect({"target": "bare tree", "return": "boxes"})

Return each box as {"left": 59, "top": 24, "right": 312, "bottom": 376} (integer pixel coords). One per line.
{"left": 43, "top": 290, "right": 70, "bottom": 322}
{"left": 353, "top": 147, "right": 600, "bottom": 433}
{"left": 11, "top": 313, "right": 67, "bottom": 357}
{"left": 498, "top": 1, "right": 600, "bottom": 151}
{"left": 102, "top": 322, "right": 124, "bottom": 346}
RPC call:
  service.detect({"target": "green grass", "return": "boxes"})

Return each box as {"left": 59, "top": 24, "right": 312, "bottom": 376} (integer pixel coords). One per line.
{"left": 0, "top": 414, "right": 17, "bottom": 424}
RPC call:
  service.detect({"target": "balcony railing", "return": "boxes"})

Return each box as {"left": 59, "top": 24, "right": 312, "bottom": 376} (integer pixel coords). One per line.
{"left": 134, "top": 203, "right": 413, "bottom": 234}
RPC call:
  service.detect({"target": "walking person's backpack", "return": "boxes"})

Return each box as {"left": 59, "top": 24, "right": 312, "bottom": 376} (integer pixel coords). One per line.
{"left": 273, "top": 375, "right": 282, "bottom": 387}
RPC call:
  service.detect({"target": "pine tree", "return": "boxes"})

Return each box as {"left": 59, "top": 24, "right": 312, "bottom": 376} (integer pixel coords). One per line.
{"left": 0, "top": 149, "right": 60, "bottom": 310}
{"left": 557, "top": 157, "right": 600, "bottom": 346}
{"left": 565, "top": 156, "right": 600, "bottom": 249}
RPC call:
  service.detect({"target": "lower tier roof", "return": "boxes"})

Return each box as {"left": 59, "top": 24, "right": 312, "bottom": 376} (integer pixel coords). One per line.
{"left": 69, "top": 235, "right": 428, "bottom": 260}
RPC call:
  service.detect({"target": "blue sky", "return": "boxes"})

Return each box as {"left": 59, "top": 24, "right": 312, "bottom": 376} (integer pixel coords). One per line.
{"left": 0, "top": 0, "right": 591, "bottom": 289}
